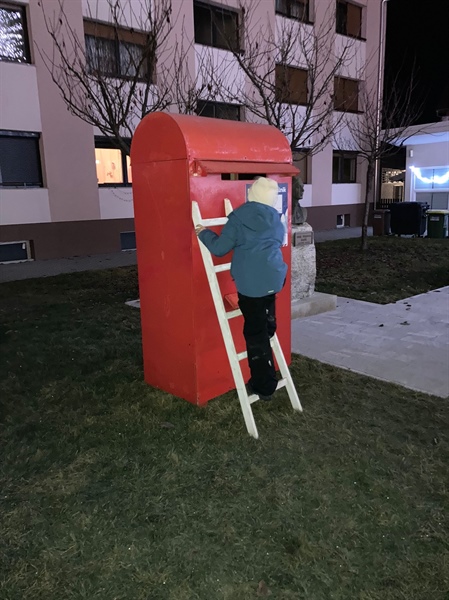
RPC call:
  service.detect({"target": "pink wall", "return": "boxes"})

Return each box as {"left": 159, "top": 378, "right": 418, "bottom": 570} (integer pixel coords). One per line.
{"left": 28, "top": 0, "right": 100, "bottom": 222}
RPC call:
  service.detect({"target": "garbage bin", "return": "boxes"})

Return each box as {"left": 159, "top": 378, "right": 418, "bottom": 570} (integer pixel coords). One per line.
{"left": 390, "top": 202, "right": 427, "bottom": 236}
{"left": 373, "top": 209, "right": 391, "bottom": 236}
{"left": 426, "top": 210, "right": 449, "bottom": 238}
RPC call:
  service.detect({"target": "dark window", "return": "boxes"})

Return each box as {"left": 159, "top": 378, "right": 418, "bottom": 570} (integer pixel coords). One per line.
{"left": 292, "top": 149, "right": 310, "bottom": 184}
{"left": 120, "top": 231, "right": 136, "bottom": 250}
{"left": 276, "top": 65, "right": 308, "bottom": 105}
{"left": 333, "top": 151, "right": 357, "bottom": 183}
{"left": 196, "top": 100, "right": 241, "bottom": 121}
{"left": 84, "top": 21, "right": 153, "bottom": 80}
{"left": 0, "top": 3, "right": 30, "bottom": 63}
{"left": 0, "top": 241, "right": 31, "bottom": 263}
{"left": 334, "top": 76, "right": 359, "bottom": 112}
{"left": 275, "top": 0, "right": 310, "bottom": 22}
{"left": 336, "top": 1, "right": 362, "bottom": 39}
{"left": 95, "top": 139, "right": 132, "bottom": 186}
{"left": 0, "top": 131, "right": 42, "bottom": 187}
{"left": 194, "top": 1, "right": 240, "bottom": 51}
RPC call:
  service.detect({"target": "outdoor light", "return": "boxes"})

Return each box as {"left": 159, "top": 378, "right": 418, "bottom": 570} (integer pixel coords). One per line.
{"left": 410, "top": 166, "right": 449, "bottom": 185}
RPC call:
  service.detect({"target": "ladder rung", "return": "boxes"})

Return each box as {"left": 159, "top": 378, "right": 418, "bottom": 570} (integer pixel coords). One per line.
{"left": 276, "top": 379, "right": 287, "bottom": 390}
{"left": 226, "top": 309, "right": 241, "bottom": 319}
{"left": 248, "top": 379, "right": 287, "bottom": 404}
{"left": 214, "top": 262, "right": 231, "bottom": 273}
{"left": 201, "top": 217, "right": 228, "bottom": 226}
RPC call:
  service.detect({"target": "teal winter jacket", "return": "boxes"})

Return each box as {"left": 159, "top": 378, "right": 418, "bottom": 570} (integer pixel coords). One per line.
{"left": 198, "top": 202, "right": 287, "bottom": 298}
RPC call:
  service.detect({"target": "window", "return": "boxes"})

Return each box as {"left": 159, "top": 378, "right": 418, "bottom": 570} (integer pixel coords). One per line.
{"left": 336, "top": 1, "right": 362, "bottom": 39}
{"left": 0, "top": 131, "right": 42, "bottom": 187}
{"left": 292, "top": 149, "right": 310, "bottom": 184}
{"left": 334, "top": 76, "right": 359, "bottom": 112}
{"left": 196, "top": 100, "right": 241, "bottom": 121}
{"left": 95, "top": 139, "right": 132, "bottom": 185}
{"left": 194, "top": 1, "right": 240, "bottom": 51}
{"left": 276, "top": 65, "right": 308, "bottom": 105}
{"left": 413, "top": 167, "right": 449, "bottom": 191}
{"left": 336, "top": 214, "right": 351, "bottom": 227}
{"left": 0, "top": 3, "right": 30, "bottom": 63}
{"left": 0, "top": 241, "right": 32, "bottom": 263}
{"left": 275, "top": 0, "right": 309, "bottom": 22}
{"left": 120, "top": 231, "right": 136, "bottom": 251}
{"left": 84, "top": 21, "right": 152, "bottom": 80}
{"left": 333, "top": 151, "right": 357, "bottom": 183}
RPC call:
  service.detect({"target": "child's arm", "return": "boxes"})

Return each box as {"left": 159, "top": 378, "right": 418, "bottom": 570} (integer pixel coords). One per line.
{"left": 196, "top": 218, "right": 239, "bottom": 257}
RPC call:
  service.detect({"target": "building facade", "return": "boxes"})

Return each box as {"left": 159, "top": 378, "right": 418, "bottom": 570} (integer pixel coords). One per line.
{"left": 0, "top": 0, "right": 383, "bottom": 261}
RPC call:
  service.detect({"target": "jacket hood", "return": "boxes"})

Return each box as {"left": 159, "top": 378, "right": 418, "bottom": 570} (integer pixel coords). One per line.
{"left": 231, "top": 202, "right": 281, "bottom": 232}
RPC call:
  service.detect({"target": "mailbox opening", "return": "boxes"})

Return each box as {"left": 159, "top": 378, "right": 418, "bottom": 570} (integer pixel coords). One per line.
{"left": 221, "top": 173, "right": 266, "bottom": 180}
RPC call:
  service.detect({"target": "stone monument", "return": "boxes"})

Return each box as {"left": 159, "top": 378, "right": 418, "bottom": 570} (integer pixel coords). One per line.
{"left": 290, "top": 175, "right": 336, "bottom": 318}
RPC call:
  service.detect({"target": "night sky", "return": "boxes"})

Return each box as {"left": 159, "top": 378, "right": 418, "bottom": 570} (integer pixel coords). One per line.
{"left": 384, "top": 0, "right": 449, "bottom": 124}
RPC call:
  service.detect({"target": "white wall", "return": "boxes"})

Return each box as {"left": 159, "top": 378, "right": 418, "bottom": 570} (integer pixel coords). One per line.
{"left": 299, "top": 184, "right": 313, "bottom": 207}
{"left": 195, "top": 45, "right": 245, "bottom": 102}
{"left": 331, "top": 183, "right": 362, "bottom": 205}
{"left": 0, "top": 189, "right": 51, "bottom": 225}
{"left": 275, "top": 17, "right": 314, "bottom": 68}
{"left": 334, "top": 35, "right": 366, "bottom": 80}
{"left": 0, "top": 63, "right": 42, "bottom": 132}
{"left": 82, "top": 0, "right": 149, "bottom": 27}
{"left": 98, "top": 188, "right": 135, "bottom": 219}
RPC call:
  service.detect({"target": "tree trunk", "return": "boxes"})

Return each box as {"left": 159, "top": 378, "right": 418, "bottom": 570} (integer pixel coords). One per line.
{"left": 361, "top": 160, "right": 374, "bottom": 251}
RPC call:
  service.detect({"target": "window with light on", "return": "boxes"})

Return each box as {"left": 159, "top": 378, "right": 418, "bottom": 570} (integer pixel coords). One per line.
{"left": 94, "top": 145, "right": 132, "bottom": 185}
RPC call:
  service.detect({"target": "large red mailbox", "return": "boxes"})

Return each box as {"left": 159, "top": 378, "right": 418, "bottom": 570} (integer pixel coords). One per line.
{"left": 131, "top": 113, "right": 298, "bottom": 405}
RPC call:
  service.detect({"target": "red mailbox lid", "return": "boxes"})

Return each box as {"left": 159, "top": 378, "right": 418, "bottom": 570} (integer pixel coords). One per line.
{"left": 194, "top": 160, "right": 299, "bottom": 176}
{"left": 131, "top": 113, "right": 296, "bottom": 165}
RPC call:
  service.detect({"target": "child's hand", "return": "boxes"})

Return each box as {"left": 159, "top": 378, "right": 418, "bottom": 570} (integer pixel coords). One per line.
{"left": 195, "top": 225, "right": 206, "bottom": 236}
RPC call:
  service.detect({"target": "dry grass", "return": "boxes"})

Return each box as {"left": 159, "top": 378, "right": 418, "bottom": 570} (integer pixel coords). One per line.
{"left": 316, "top": 236, "right": 449, "bottom": 303}
{"left": 1, "top": 268, "right": 448, "bottom": 599}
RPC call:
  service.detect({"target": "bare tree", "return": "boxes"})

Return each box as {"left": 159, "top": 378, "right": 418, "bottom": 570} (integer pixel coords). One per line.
{"left": 336, "top": 71, "right": 423, "bottom": 250}
{"left": 201, "top": 1, "right": 360, "bottom": 154}
{"left": 164, "top": 19, "right": 220, "bottom": 116}
{"left": 37, "top": 0, "right": 173, "bottom": 155}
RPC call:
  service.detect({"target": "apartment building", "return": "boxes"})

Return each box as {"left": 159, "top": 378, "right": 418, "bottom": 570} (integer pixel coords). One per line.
{"left": 0, "top": 0, "right": 383, "bottom": 261}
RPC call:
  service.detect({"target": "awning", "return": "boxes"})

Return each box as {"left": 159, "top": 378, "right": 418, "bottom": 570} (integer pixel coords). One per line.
{"left": 194, "top": 160, "right": 299, "bottom": 176}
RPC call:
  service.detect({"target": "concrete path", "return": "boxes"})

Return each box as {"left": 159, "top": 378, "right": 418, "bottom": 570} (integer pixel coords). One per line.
{"left": 314, "top": 226, "right": 372, "bottom": 243}
{"left": 292, "top": 287, "right": 449, "bottom": 398}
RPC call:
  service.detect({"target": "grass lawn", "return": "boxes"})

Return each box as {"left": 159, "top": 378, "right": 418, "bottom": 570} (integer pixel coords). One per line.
{"left": 315, "top": 236, "right": 449, "bottom": 304}
{"left": 1, "top": 269, "right": 448, "bottom": 600}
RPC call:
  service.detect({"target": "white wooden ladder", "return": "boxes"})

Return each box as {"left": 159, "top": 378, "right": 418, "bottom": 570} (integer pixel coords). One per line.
{"left": 192, "top": 199, "right": 303, "bottom": 439}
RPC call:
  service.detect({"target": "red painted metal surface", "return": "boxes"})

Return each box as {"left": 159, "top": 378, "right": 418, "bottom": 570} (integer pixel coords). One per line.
{"left": 131, "top": 112, "right": 297, "bottom": 406}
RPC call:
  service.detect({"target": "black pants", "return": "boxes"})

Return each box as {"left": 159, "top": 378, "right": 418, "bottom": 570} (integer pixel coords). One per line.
{"left": 238, "top": 293, "right": 278, "bottom": 397}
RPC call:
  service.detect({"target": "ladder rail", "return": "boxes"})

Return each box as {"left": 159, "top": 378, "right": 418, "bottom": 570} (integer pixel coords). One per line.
{"left": 192, "top": 201, "right": 259, "bottom": 438}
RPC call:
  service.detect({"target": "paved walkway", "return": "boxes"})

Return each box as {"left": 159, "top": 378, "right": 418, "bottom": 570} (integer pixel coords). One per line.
{"left": 0, "top": 227, "right": 371, "bottom": 283}
{"left": 292, "top": 287, "right": 449, "bottom": 398}
{"left": 314, "top": 226, "right": 372, "bottom": 243}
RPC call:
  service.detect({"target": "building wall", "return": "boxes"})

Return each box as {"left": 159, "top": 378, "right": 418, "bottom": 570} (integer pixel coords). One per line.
{"left": 1, "top": 0, "right": 383, "bottom": 259}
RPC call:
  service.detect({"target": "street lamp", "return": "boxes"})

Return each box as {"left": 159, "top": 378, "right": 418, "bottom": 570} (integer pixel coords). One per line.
{"left": 373, "top": 0, "right": 390, "bottom": 210}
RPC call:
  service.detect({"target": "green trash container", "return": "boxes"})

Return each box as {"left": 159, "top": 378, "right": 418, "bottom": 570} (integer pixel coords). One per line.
{"left": 426, "top": 210, "right": 449, "bottom": 239}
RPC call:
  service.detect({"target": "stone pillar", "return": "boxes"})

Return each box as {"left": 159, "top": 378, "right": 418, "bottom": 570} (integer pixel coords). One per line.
{"left": 291, "top": 223, "right": 316, "bottom": 300}
{"left": 291, "top": 223, "right": 337, "bottom": 318}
